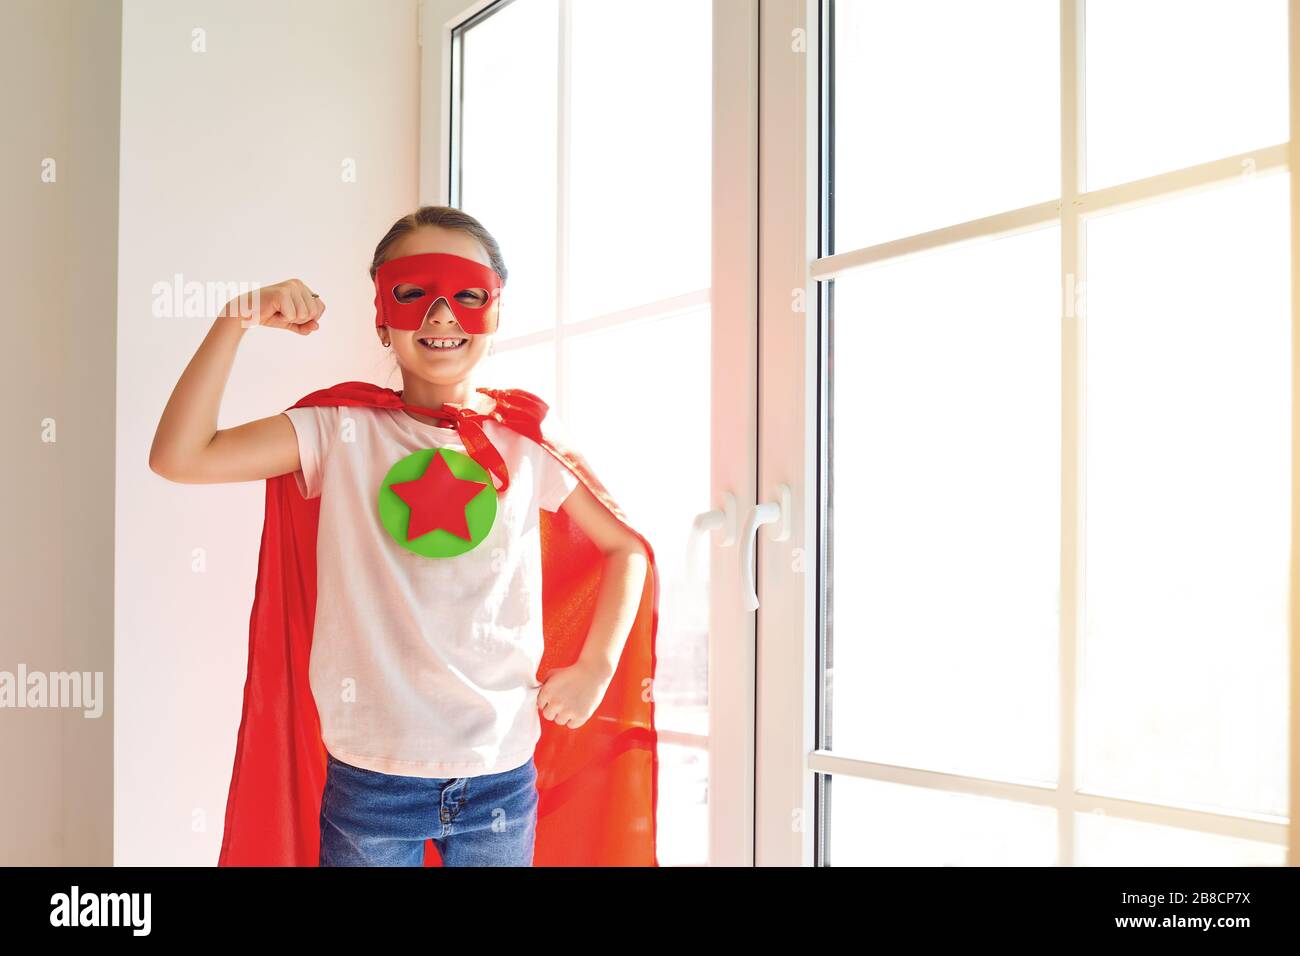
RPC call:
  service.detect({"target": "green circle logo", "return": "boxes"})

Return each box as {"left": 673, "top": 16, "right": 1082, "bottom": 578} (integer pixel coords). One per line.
{"left": 377, "top": 447, "right": 497, "bottom": 557}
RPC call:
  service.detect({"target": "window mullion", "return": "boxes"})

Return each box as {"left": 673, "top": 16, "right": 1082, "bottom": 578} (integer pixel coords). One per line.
{"left": 1058, "top": 0, "right": 1088, "bottom": 868}
{"left": 1286, "top": 0, "right": 1300, "bottom": 867}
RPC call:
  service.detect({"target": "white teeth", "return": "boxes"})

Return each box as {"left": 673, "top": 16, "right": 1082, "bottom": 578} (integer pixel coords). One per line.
{"left": 418, "top": 337, "right": 467, "bottom": 350}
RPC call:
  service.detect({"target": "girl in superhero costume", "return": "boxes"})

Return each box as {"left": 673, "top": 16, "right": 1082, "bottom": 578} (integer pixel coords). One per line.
{"left": 149, "top": 206, "right": 660, "bottom": 866}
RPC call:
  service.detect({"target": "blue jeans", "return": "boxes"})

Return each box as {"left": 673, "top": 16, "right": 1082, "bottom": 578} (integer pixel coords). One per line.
{"left": 318, "top": 751, "right": 539, "bottom": 866}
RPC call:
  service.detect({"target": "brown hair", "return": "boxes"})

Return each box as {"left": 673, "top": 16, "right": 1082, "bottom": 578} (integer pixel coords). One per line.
{"left": 369, "top": 205, "right": 508, "bottom": 285}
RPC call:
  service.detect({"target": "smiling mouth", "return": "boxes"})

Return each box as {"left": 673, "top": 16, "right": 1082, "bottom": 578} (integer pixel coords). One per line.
{"left": 417, "top": 336, "right": 469, "bottom": 351}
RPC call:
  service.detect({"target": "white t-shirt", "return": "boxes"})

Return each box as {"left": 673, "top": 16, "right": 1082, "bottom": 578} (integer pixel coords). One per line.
{"left": 281, "top": 399, "right": 580, "bottom": 778}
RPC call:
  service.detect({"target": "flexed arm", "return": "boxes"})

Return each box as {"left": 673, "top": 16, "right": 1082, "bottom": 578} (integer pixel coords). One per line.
{"left": 149, "top": 279, "right": 324, "bottom": 484}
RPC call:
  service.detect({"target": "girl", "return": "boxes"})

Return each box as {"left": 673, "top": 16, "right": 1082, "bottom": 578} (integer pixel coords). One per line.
{"left": 149, "top": 206, "right": 657, "bottom": 866}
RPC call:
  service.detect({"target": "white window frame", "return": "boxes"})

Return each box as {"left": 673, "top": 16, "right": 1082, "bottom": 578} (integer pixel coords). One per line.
{"left": 757, "top": 0, "right": 1300, "bottom": 867}
{"left": 420, "top": 0, "right": 763, "bottom": 867}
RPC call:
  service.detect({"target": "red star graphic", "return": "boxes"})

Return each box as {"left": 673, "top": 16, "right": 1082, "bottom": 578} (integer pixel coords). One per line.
{"left": 388, "top": 451, "right": 489, "bottom": 542}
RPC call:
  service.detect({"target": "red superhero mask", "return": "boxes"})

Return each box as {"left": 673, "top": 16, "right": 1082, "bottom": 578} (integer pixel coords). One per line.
{"left": 373, "top": 252, "right": 503, "bottom": 334}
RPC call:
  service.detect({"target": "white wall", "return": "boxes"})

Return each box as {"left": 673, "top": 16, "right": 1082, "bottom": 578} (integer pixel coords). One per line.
{"left": 116, "top": 0, "right": 420, "bottom": 864}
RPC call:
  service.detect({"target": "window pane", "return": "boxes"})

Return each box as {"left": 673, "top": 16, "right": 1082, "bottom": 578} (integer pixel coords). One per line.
{"left": 1085, "top": 0, "right": 1289, "bottom": 191}
{"left": 484, "top": 339, "right": 555, "bottom": 402}
{"left": 566, "top": 309, "right": 711, "bottom": 739}
{"left": 827, "top": 226, "right": 1061, "bottom": 784}
{"left": 1081, "top": 171, "right": 1291, "bottom": 818}
{"left": 831, "top": 0, "right": 1059, "bottom": 252}
{"left": 656, "top": 742, "right": 709, "bottom": 866}
{"left": 1076, "top": 813, "right": 1285, "bottom": 866}
{"left": 568, "top": 0, "right": 711, "bottom": 321}
{"left": 460, "top": 0, "right": 559, "bottom": 338}
{"left": 825, "top": 775, "right": 1058, "bottom": 865}
{"left": 565, "top": 309, "right": 712, "bottom": 863}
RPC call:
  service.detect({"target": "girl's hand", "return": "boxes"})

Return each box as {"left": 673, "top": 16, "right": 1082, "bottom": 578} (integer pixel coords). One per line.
{"left": 536, "top": 659, "right": 615, "bottom": 730}
{"left": 219, "top": 278, "right": 325, "bottom": 334}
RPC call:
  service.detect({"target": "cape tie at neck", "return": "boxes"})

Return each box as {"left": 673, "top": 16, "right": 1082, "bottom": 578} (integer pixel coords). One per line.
{"left": 399, "top": 389, "right": 547, "bottom": 496}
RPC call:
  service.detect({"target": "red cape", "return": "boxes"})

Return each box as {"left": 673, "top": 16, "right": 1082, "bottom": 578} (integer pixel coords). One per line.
{"left": 217, "top": 381, "right": 660, "bottom": 866}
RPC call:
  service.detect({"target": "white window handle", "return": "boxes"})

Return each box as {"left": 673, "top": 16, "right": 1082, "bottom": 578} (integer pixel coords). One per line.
{"left": 693, "top": 492, "right": 739, "bottom": 547}
{"left": 684, "top": 494, "right": 740, "bottom": 594}
{"left": 741, "top": 483, "right": 791, "bottom": 611}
